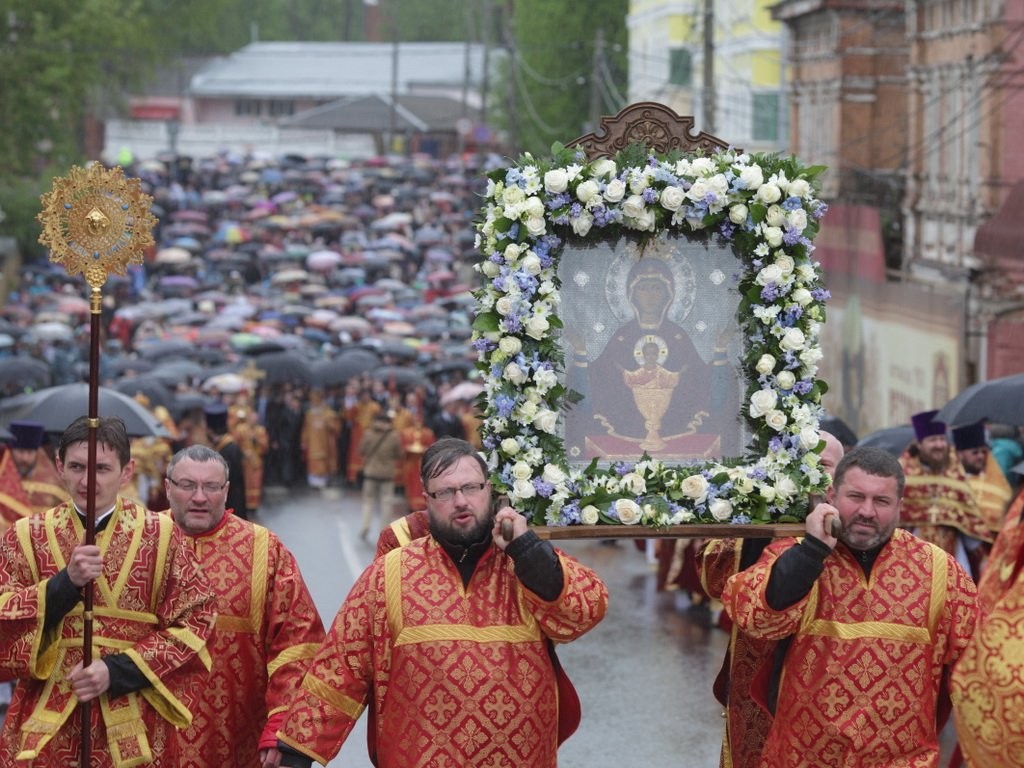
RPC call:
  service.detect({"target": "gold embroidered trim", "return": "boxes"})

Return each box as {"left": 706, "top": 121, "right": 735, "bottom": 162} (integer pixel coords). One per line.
{"left": 304, "top": 674, "right": 364, "bottom": 720}
{"left": 268, "top": 643, "right": 319, "bottom": 678}
{"left": 395, "top": 623, "right": 539, "bottom": 646}
{"left": 392, "top": 518, "right": 412, "bottom": 547}
{"left": 251, "top": 525, "right": 269, "bottom": 631}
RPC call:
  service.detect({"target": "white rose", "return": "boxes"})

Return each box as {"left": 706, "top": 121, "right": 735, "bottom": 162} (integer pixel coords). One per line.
{"left": 495, "top": 296, "right": 514, "bottom": 316}
{"left": 615, "top": 499, "right": 643, "bottom": 525}
{"left": 709, "top": 498, "right": 733, "bottom": 522}
{"left": 739, "top": 165, "right": 764, "bottom": 190}
{"left": 511, "top": 461, "right": 533, "bottom": 480}
{"left": 571, "top": 210, "right": 594, "bottom": 237}
{"left": 755, "top": 354, "right": 776, "bottom": 375}
{"left": 519, "top": 252, "right": 542, "bottom": 276}
{"left": 788, "top": 178, "right": 811, "bottom": 198}
{"left": 604, "top": 179, "right": 626, "bottom": 203}
{"left": 791, "top": 287, "right": 813, "bottom": 307}
{"left": 622, "top": 194, "right": 647, "bottom": 219}
{"left": 576, "top": 179, "right": 601, "bottom": 204}
{"left": 523, "top": 314, "right": 550, "bottom": 340}
{"left": 503, "top": 362, "right": 527, "bottom": 385}
{"left": 775, "top": 253, "right": 795, "bottom": 275}
{"left": 780, "top": 327, "right": 807, "bottom": 352}
{"left": 729, "top": 204, "right": 748, "bottom": 224}
{"left": 660, "top": 185, "right": 685, "bottom": 211}
{"left": 748, "top": 388, "right": 779, "bottom": 418}
{"left": 755, "top": 183, "right": 782, "bottom": 204}
{"left": 766, "top": 204, "right": 787, "bottom": 227}
{"left": 759, "top": 485, "right": 777, "bottom": 502}
{"left": 498, "top": 336, "right": 522, "bottom": 356}
{"left": 628, "top": 172, "right": 649, "bottom": 194}
{"left": 787, "top": 208, "right": 808, "bottom": 232}
{"left": 512, "top": 478, "right": 536, "bottom": 499}
{"left": 763, "top": 226, "right": 784, "bottom": 248}
{"left": 544, "top": 168, "right": 569, "bottom": 194}
{"left": 500, "top": 437, "right": 521, "bottom": 455}
{"left": 635, "top": 209, "right": 656, "bottom": 231}
{"left": 756, "top": 263, "right": 784, "bottom": 286}
{"left": 733, "top": 474, "right": 755, "bottom": 495}
{"left": 533, "top": 368, "right": 558, "bottom": 391}
{"left": 525, "top": 216, "right": 546, "bottom": 237}
{"left": 502, "top": 185, "right": 526, "bottom": 206}
{"left": 532, "top": 408, "right": 559, "bottom": 434}
{"left": 542, "top": 463, "right": 567, "bottom": 486}
{"left": 765, "top": 410, "right": 788, "bottom": 431}
{"left": 799, "top": 426, "right": 820, "bottom": 450}
{"left": 800, "top": 347, "right": 824, "bottom": 367}
{"left": 691, "top": 157, "right": 715, "bottom": 176}
{"left": 796, "top": 263, "right": 816, "bottom": 281}
{"left": 592, "top": 158, "right": 617, "bottom": 178}
{"left": 774, "top": 475, "right": 799, "bottom": 499}
{"left": 581, "top": 504, "right": 600, "bottom": 525}
{"left": 524, "top": 196, "right": 545, "bottom": 218}
{"left": 621, "top": 472, "right": 647, "bottom": 495}
{"left": 680, "top": 474, "right": 709, "bottom": 504}
{"left": 517, "top": 400, "right": 538, "bottom": 420}
{"left": 481, "top": 260, "right": 500, "bottom": 277}
{"left": 776, "top": 370, "right": 796, "bottom": 390}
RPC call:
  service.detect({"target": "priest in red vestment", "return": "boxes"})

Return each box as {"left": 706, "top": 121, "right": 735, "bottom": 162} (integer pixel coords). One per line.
{"left": 277, "top": 437, "right": 608, "bottom": 768}
{"left": 164, "top": 444, "right": 325, "bottom": 768}
{"left": 0, "top": 416, "right": 216, "bottom": 767}
{"left": 722, "top": 446, "right": 977, "bottom": 768}
{"left": 7, "top": 419, "right": 69, "bottom": 515}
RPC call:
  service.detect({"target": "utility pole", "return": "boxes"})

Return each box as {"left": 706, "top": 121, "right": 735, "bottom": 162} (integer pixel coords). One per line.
{"left": 589, "top": 28, "right": 605, "bottom": 133}
{"left": 702, "top": 0, "right": 715, "bottom": 133}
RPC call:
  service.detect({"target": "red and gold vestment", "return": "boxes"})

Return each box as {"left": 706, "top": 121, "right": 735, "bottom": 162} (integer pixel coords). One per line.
{"left": 965, "top": 452, "right": 1013, "bottom": 537}
{"left": 278, "top": 535, "right": 608, "bottom": 767}
{"left": 398, "top": 425, "right": 435, "bottom": 512}
{"left": 374, "top": 509, "right": 431, "bottom": 558}
{"left": 0, "top": 497, "right": 215, "bottom": 767}
{"left": 19, "top": 449, "right": 70, "bottom": 515}
{"left": 0, "top": 448, "right": 33, "bottom": 529}
{"left": 722, "top": 529, "right": 977, "bottom": 768}
{"left": 899, "top": 448, "right": 991, "bottom": 552}
{"left": 698, "top": 539, "right": 774, "bottom": 768}
{"left": 950, "top": 495, "right": 1024, "bottom": 767}
{"left": 177, "top": 513, "right": 325, "bottom": 767}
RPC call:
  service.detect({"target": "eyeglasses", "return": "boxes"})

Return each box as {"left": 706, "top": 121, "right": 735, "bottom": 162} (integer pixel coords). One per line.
{"left": 168, "top": 477, "right": 228, "bottom": 495}
{"left": 426, "top": 482, "right": 487, "bottom": 501}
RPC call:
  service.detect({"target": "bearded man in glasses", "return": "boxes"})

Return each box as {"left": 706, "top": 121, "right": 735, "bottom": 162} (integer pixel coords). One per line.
{"left": 277, "top": 437, "right": 609, "bottom": 768}
{"left": 164, "top": 444, "right": 325, "bottom": 768}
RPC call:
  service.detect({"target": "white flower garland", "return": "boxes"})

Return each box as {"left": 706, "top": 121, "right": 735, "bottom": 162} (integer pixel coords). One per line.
{"left": 471, "top": 144, "right": 832, "bottom": 527}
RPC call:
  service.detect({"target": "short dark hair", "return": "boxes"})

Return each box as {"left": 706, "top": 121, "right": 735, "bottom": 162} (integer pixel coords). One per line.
{"left": 420, "top": 437, "right": 488, "bottom": 488}
{"left": 58, "top": 416, "right": 131, "bottom": 467}
{"left": 166, "top": 444, "right": 229, "bottom": 480}
{"left": 833, "top": 446, "right": 905, "bottom": 498}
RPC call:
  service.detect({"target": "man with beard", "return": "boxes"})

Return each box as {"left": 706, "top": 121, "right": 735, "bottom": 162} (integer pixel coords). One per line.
{"left": 899, "top": 409, "right": 991, "bottom": 563}
{"left": 276, "top": 437, "right": 609, "bottom": 768}
{"left": 722, "top": 447, "right": 978, "bottom": 767}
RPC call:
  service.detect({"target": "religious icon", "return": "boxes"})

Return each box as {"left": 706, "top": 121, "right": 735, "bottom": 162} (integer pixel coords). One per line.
{"left": 560, "top": 232, "right": 745, "bottom": 464}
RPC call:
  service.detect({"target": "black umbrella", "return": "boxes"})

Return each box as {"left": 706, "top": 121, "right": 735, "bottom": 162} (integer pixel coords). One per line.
{"left": 170, "top": 392, "right": 217, "bottom": 420}
{"left": 0, "top": 356, "right": 53, "bottom": 392}
{"left": 856, "top": 425, "right": 915, "bottom": 457}
{"left": 935, "top": 372, "right": 1024, "bottom": 427}
{"left": 0, "top": 384, "right": 170, "bottom": 437}
{"left": 135, "top": 339, "right": 197, "bottom": 360}
{"left": 311, "top": 349, "right": 381, "bottom": 387}
{"left": 370, "top": 365, "right": 426, "bottom": 388}
{"left": 252, "top": 350, "right": 317, "bottom": 385}
{"left": 111, "top": 376, "right": 175, "bottom": 409}
{"left": 819, "top": 414, "right": 858, "bottom": 448}
{"left": 148, "top": 359, "right": 208, "bottom": 387}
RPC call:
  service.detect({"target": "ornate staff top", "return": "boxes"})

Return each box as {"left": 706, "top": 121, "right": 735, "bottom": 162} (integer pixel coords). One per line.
{"left": 37, "top": 163, "right": 156, "bottom": 287}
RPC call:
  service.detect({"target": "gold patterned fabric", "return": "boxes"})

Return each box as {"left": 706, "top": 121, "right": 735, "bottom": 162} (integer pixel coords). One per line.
{"left": 965, "top": 453, "right": 1013, "bottom": 536}
{"left": 176, "top": 514, "right": 324, "bottom": 767}
{"left": 278, "top": 535, "right": 608, "bottom": 767}
{"left": 900, "top": 449, "right": 992, "bottom": 550}
{"left": 0, "top": 498, "right": 215, "bottom": 767}
{"left": 950, "top": 500, "right": 1024, "bottom": 767}
{"left": 722, "top": 529, "right": 978, "bottom": 768}
{"left": 698, "top": 539, "right": 774, "bottom": 768}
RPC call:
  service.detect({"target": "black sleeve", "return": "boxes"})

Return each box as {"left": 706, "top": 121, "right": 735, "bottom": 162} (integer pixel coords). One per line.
{"left": 505, "top": 530, "right": 564, "bottom": 601}
{"left": 44, "top": 569, "right": 83, "bottom": 633}
{"left": 764, "top": 535, "right": 832, "bottom": 610}
{"left": 104, "top": 654, "right": 151, "bottom": 698}
{"left": 278, "top": 743, "right": 314, "bottom": 768}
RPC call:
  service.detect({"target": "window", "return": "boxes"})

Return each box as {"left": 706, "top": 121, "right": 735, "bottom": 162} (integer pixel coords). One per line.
{"left": 669, "top": 48, "right": 692, "bottom": 87}
{"left": 235, "top": 99, "right": 262, "bottom": 117}
{"left": 752, "top": 93, "right": 779, "bottom": 142}
{"left": 268, "top": 100, "right": 295, "bottom": 117}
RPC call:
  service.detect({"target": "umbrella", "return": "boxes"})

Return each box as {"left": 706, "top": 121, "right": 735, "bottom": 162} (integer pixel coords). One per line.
{"left": 251, "top": 350, "right": 317, "bottom": 385}
{"left": 154, "top": 246, "right": 194, "bottom": 265}
{"left": 27, "top": 322, "right": 74, "bottom": 342}
{"left": 369, "top": 365, "right": 426, "bottom": 387}
{"left": 935, "top": 372, "right": 1024, "bottom": 427}
{"left": 440, "top": 380, "right": 484, "bottom": 405}
{"left": 310, "top": 349, "right": 381, "bottom": 386}
{"left": 271, "top": 269, "right": 310, "bottom": 285}
{"left": 147, "top": 359, "right": 208, "bottom": 387}
{"left": 202, "top": 373, "right": 249, "bottom": 394}
{"left": 171, "top": 391, "right": 217, "bottom": 418}
{"left": 819, "top": 414, "right": 859, "bottom": 448}
{"left": 135, "top": 339, "right": 196, "bottom": 360}
{"left": 856, "top": 425, "right": 915, "bottom": 457}
{"left": 0, "top": 357, "right": 53, "bottom": 395}
{"left": 111, "top": 376, "right": 175, "bottom": 409}
{"left": 0, "top": 384, "right": 170, "bottom": 437}
{"left": 307, "top": 250, "right": 343, "bottom": 272}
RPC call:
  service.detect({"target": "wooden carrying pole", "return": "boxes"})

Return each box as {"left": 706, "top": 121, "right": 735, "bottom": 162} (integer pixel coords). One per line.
{"left": 37, "top": 163, "right": 156, "bottom": 767}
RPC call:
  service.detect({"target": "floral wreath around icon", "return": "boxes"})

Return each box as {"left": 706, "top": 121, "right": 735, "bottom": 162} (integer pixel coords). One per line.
{"left": 471, "top": 142, "right": 832, "bottom": 528}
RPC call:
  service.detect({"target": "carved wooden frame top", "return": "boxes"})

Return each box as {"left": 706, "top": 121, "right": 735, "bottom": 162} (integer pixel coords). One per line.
{"left": 568, "top": 102, "right": 736, "bottom": 158}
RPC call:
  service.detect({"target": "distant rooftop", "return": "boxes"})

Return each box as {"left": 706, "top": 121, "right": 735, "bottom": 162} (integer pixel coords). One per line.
{"left": 190, "top": 41, "right": 492, "bottom": 100}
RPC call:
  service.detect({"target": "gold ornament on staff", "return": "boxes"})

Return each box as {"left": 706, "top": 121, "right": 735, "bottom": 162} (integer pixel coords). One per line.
{"left": 37, "top": 162, "right": 156, "bottom": 768}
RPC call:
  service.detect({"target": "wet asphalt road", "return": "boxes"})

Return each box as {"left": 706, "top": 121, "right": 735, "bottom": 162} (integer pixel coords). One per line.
{"left": 258, "top": 484, "right": 729, "bottom": 768}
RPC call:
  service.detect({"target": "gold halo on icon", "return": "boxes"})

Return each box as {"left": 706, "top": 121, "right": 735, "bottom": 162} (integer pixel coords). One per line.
{"left": 37, "top": 164, "right": 156, "bottom": 288}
